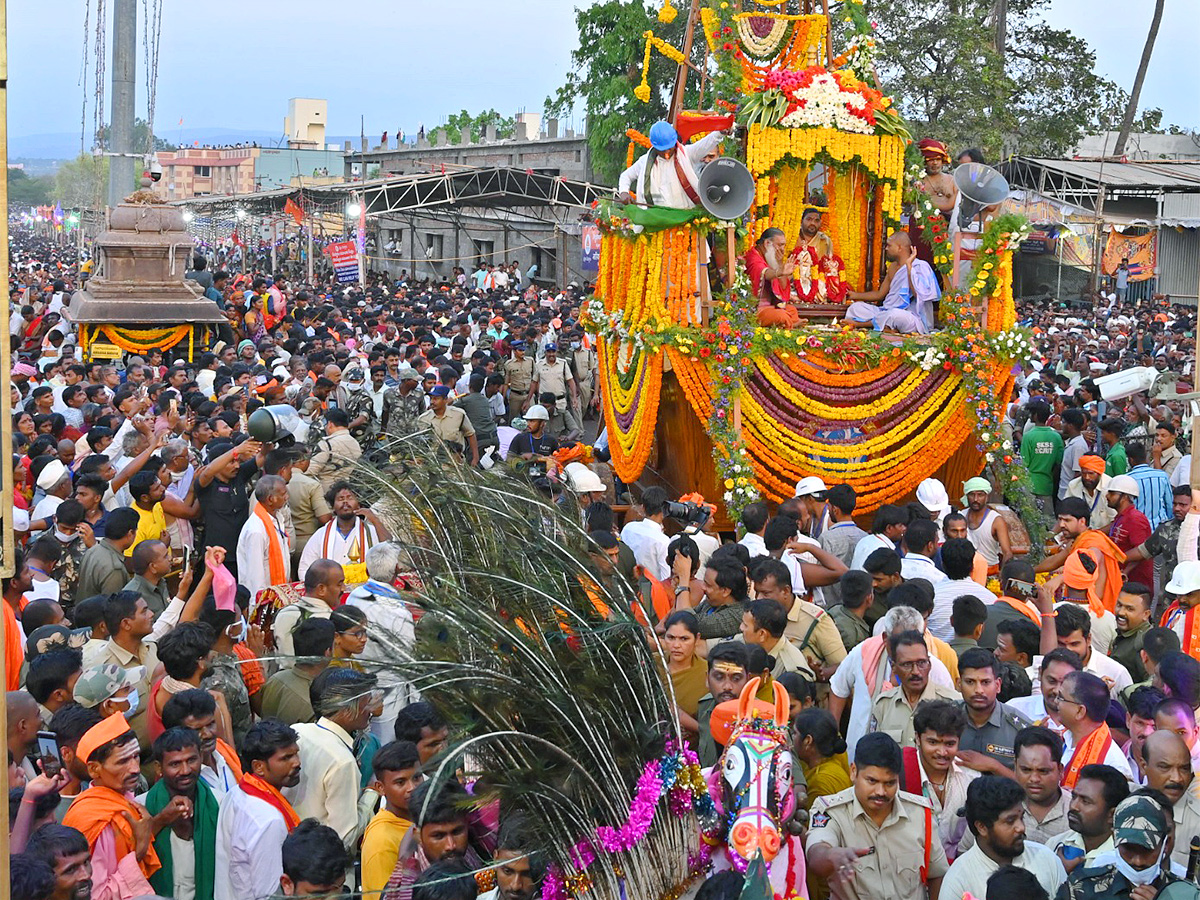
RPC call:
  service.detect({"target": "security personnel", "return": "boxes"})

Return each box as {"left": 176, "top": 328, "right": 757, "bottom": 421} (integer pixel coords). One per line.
{"left": 752, "top": 558, "right": 846, "bottom": 677}
{"left": 530, "top": 343, "right": 582, "bottom": 440}
{"left": 502, "top": 340, "right": 535, "bottom": 422}
{"left": 566, "top": 330, "right": 598, "bottom": 418}
{"left": 956, "top": 647, "right": 1032, "bottom": 775}
{"left": 869, "top": 632, "right": 960, "bottom": 748}
{"left": 1058, "top": 793, "right": 1182, "bottom": 900}
{"left": 807, "top": 732, "right": 948, "bottom": 900}
{"left": 417, "top": 385, "right": 479, "bottom": 466}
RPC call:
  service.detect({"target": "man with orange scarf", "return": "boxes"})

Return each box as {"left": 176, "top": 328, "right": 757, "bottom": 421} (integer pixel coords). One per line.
{"left": 1057, "top": 671, "right": 1133, "bottom": 786}
{"left": 1036, "top": 496, "right": 1125, "bottom": 613}
{"left": 62, "top": 714, "right": 192, "bottom": 900}
{"left": 215, "top": 718, "right": 303, "bottom": 900}
{"left": 1160, "top": 489, "right": 1200, "bottom": 659}
{"left": 235, "top": 475, "right": 292, "bottom": 604}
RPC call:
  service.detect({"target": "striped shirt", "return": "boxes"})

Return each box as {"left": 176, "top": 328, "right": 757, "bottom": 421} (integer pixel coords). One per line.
{"left": 1127, "top": 463, "right": 1173, "bottom": 530}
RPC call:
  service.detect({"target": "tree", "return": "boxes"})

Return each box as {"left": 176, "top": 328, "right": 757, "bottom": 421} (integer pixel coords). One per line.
{"left": 871, "top": 0, "right": 1114, "bottom": 158}
{"left": 441, "top": 110, "right": 515, "bottom": 145}
{"left": 545, "top": 1, "right": 692, "bottom": 184}
{"left": 95, "top": 117, "right": 176, "bottom": 152}
{"left": 1114, "top": 0, "right": 1165, "bottom": 156}
{"left": 53, "top": 154, "right": 109, "bottom": 209}
{"left": 8, "top": 168, "right": 53, "bottom": 206}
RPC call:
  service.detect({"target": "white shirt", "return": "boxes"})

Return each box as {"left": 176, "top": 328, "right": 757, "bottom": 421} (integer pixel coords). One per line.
{"left": 620, "top": 517, "right": 671, "bottom": 582}
{"left": 272, "top": 596, "right": 334, "bottom": 658}
{"left": 940, "top": 841, "right": 1066, "bottom": 900}
{"left": 236, "top": 507, "right": 292, "bottom": 603}
{"left": 1062, "top": 727, "right": 1135, "bottom": 781}
{"left": 298, "top": 518, "right": 381, "bottom": 581}
{"left": 31, "top": 494, "right": 63, "bottom": 523}
{"left": 618, "top": 131, "right": 723, "bottom": 208}
{"left": 900, "top": 553, "right": 947, "bottom": 586}
{"left": 738, "top": 532, "right": 768, "bottom": 559}
{"left": 1082, "top": 648, "right": 1134, "bottom": 697}
{"left": 200, "top": 750, "right": 238, "bottom": 800}
{"left": 214, "top": 785, "right": 289, "bottom": 900}
{"left": 830, "top": 639, "right": 954, "bottom": 763}
{"left": 347, "top": 581, "right": 419, "bottom": 743}
{"left": 850, "top": 533, "right": 895, "bottom": 570}
{"left": 284, "top": 718, "right": 363, "bottom": 847}
{"left": 930, "top": 577, "right": 997, "bottom": 642}
{"left": 1171, "top": 455, "right": 1192, "bottom": 488}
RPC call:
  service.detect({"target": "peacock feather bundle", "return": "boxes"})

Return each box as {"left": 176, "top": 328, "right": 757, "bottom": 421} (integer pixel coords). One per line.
{"left": 349, "top": 436, "right": 708, "bottom": 900}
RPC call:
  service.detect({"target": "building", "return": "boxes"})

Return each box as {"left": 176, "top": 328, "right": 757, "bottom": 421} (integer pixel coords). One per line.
{"left": 284, "top": 98, "right": 328, "bottom": 148}
{"left": 1000, "top": 157, "right": 1200, "bottom": 304}
{"left": 345, "top": 114, "right": 603, "bottom": 286}
{"left": 1072, "top": 132, "right": 1200, "bottom": 161}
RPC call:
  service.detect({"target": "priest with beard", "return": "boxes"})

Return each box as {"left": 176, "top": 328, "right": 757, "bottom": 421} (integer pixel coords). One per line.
{"left": 745, "top": 227, "right": 801, "bottom": 327}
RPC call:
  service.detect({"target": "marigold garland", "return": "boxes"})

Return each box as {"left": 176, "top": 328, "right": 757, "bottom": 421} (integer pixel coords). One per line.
{"left": 97, "top": 324, "right": 192, "bottom": 353}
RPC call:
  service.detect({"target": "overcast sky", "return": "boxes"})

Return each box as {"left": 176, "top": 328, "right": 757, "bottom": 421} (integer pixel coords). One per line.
{"left": 8, "top": 0, "right": 1197, "bottom": 143}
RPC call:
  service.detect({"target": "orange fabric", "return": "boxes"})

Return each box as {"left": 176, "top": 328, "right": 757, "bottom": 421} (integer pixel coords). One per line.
{"left": 239, "top": 774, "right": 301, "bottom": 831}
{"left": 710, "top": 697, "right": 778, "bottom": 746}
{"left": 631, "top": 566, "right": 673, "bottom": 628}
{"left": 77, "top": 714, "right": 135, "bottom": 765}
{"left": 1161, "top": 602, "right": 1200, "bottom": 658}
{"left": 1063, "top": 724, "right": 1113, "bottom": 790}
{"left": 4, "top": 601, "right": 23, "bottom": 691}
{"left": 1071, "top": 533, "right": 1126, "bottom": 613}
{"left": 970, "top": 552, "right": 988, "bottom": 586}
{"left": 215, "top": 739, "right": 244, "bottom": 781}
{"left": 252, "top": 501, "right": 289, "bottom": 587}
{"left": 860, "top": 635, "right": 893, "bottom": 694}
{"left": 995, "top": 595, "right": 1042, "bottom": 626}
{"left": 64, "top": 784, "right": 162, "bottom": 879}
{"left": 1078, "top": 455, "right": 1106, "bottom": 475}
{"left": 756, "top": 304, "right": 800, "bottom": 327}
{"left": 232, "top": 642, "right": 266, "bottom": 696}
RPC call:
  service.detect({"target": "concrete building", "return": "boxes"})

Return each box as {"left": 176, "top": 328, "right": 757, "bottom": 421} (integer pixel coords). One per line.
{"left": 1072, "top": 132, "right": 1200, "bottom": 161}
{"left": 346, "top": 115, "right": 603, "bottom": 286}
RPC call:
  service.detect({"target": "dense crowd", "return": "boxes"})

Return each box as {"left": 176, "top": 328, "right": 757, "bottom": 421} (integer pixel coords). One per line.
{"left": 5, "top": 229, "right": 1200, "bottom": 900}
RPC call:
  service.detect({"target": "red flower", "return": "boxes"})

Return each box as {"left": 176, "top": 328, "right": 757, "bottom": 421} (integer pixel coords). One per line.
{"left": 721, "top": 375, "right": 731, "bottom": 384}
{"left": 699, "top": 347, "right": 711, "bottom": 358}
{"left": 723, "top": 42, "right": 735, "bottom": 51}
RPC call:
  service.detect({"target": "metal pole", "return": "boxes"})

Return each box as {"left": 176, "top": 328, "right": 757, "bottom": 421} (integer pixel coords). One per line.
{"left": 107, "top": 0, "right": 136, "bottom": 208}
{"left": 0, "top": 0, "right": 14, "bottom": 880}
{"left": 1191, "top": 254, "right": 1200, "bottom": 489}
{"left": 306, "top": 212, "right": 314, "bottom": 284}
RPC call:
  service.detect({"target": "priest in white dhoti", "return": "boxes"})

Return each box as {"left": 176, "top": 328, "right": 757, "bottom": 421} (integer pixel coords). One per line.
{"left": 297, "top": 480, "right": 389, "bottom": 584}
{"left": 617, "top": 120, "right": 724, "bottom": 209}
{"left": 236, "top": 475, "right": 292, "bottom": 602}
{"left": 844, "top": 232, "right": 940, "bottom": 334}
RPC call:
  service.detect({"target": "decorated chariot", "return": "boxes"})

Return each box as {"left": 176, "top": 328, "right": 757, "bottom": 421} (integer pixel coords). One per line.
{"left": 588, "top": 0, "right": 1039, "bottom": 528}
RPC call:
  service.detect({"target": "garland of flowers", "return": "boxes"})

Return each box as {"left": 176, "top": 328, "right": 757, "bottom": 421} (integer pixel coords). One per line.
{"left": 540, "top": 740, "right": 716, "bottom": 900}
{"left": 95, "top": 323, "right": 193, "bottom": 353}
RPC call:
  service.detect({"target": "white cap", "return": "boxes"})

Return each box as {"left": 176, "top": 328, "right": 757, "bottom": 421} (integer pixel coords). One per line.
{"left": 35, "top": 459, "right": 68, "bottom": 490}
{"left": 915, "top": 478, "right": 952, "bottom": 521}
{"left": 793, "top": 476, "right": 828, "bottom": 498}
{"left": 1165, "top": 559, "right": 1200, "bottom": 595}
{"left": 563, "top": 462, "right": 604, "bottom": 494}
{"left": 525, "top": 404, "right": 550, "bottom": 421}
{"left": 1108, "top": 474, "right": 1139, "bottom": 498}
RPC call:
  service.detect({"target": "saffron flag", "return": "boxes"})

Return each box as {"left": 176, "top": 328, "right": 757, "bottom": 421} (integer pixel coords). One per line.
{"left": 1102, "top": 229, "right": 1156, "bottom": 281}
{"left": 283, "top": 197, "right": 304, "bottom": 226}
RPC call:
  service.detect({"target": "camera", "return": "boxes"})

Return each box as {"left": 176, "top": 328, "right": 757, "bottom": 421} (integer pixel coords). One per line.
{"left": 664, "top": 499, "right": 711, "bottom": 530}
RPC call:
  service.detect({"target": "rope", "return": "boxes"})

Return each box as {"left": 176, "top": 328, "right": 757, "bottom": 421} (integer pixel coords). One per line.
{"left": 78, "top": 0, "right": 90, "bottom": 155}
{"left": 93, "top": 0, "right": 106, "bottom": 151}
{"left": 141, "top": 0, "right": 163, "bottom": 155}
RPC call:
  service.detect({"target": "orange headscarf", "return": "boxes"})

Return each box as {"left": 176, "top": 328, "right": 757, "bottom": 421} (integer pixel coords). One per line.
{"left": 1062, "top": 549, "right": 1106, "bottom": 618}
{"left": 1069, "top": 534, "right": 1126, "bottom": 612}
{"left": 1078, "top": 455, "right": 1106, "bottom": 476}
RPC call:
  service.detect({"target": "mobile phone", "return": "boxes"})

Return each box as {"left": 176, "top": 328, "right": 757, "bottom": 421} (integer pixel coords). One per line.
{"left": 169, "top": 398, "right": 178, "bottom": 416}
{"left": 36, "top": 731, "right": 62, "bottom": 776}
{"left": 1009, "top": 579, "right": 1038, "bottom": 599}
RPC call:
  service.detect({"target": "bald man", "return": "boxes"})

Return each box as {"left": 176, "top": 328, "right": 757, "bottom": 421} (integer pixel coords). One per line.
{"left": 7, "top": 691, "right": 41, "bottom": 781}
{"left": 1141, "top": 730, "right": 1200, "bottom": 868}
{"left": 845, "top": 231, "right": 940, "bottom": 334}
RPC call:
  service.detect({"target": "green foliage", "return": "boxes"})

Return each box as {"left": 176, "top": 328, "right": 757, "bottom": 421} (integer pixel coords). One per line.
{"left": 441, "top": 109, "right": 515, "bottom": 144}
{"left": 545, "top": 1, "right": 696, "bottom": 184}
{"left": 8, "top": 168, "right": 53, "bottom": 206}
{"left": 95, "top": 117, "right": 176, "bottom": 152}
{"left": 53, "top": 154, "right": 109, "bottom": 209}
{"left": 856, "top": 0, "right": 1113, "bottom": 157}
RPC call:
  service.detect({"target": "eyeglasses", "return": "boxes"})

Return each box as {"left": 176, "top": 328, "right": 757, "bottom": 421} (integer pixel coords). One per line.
{"left": 1058, "top": 695, "right": 1081, "bottom": 709}
{"left": 338, "top": 628, "right": 368, "bottom": 640}
{"left": 893, "top": 659, "right": 931, "bottom": 673}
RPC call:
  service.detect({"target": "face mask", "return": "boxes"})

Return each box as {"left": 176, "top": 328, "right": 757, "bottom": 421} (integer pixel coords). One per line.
{"left": 114, "top": 689, "right": 139, "bottom": 719}
{"left": 570, "top": 341, "right": 582, "bottom": 351}
{"left": 227, "top": 617, "right": 248, "bottom": 643}
{"left": 1100, "top": 845, "right": 1165, "bottom": 887}
{"left": 54, "top": 529, "right": 78, "bottom": 543}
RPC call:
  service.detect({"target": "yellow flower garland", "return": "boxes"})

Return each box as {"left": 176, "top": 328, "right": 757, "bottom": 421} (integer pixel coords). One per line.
{"left": 98, "top": 324, "right": 192, "bottom": 353}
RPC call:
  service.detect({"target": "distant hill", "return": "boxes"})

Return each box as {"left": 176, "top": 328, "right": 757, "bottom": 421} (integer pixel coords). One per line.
{"left": 10, "top": 128, "right": 368, "bottom": 168}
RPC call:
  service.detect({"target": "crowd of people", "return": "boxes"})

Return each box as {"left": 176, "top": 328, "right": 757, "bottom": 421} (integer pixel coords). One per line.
{"left": 5, "top": 225, "right": 1200, "bottom": 900}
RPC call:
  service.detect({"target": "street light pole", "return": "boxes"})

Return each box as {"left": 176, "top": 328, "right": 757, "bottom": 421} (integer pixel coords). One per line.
{"left": 107, "top": 0, "right": 137, "bottom": 208}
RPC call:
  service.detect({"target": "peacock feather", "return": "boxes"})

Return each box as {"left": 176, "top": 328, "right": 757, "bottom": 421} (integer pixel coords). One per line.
{"left": 348, "top": 435, "right": 707, "bottom": 900}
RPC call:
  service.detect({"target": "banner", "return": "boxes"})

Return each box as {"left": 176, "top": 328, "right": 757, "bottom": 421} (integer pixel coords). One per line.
{"left": 1102, "top": 229, "right": 1156, "bottom": 281}
{"left": 325, "top": 240, "right": 360, "bottom": 283}
{"left": 581, "top": 224, "right": 601, "bottom": 271}
{"left": 1059, "top": 227, "right": 1095, "bottom": 268}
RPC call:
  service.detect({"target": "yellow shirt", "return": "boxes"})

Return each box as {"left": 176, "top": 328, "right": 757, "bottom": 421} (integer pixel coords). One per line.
{"left": 361, "top": 808, "right": 413, "bottom": 897}
{"left": 669, "top": 655, "right": 709, "bottom": 718}
{"left": 800, "top": 754, "right": 851, "bottom": 810}
{"left": 125, "top": 503, "right": 167, "bottom": 556}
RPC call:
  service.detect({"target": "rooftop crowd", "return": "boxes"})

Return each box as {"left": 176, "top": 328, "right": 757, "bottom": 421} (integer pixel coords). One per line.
{"left": 5, "top": 227, "right": 1200, "bottom": 900}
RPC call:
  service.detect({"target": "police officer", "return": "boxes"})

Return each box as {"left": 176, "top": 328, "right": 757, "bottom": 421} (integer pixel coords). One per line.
{"left": 503, "top": 340, "right": 535, "bottom": 423}
{"left": 807, "top": 733, "right": 948, "bottom": 900}
{"left": 566, "top": 330, "right": 598, "bottom": 420}
{"left": 956, "top": 647, "right": 1032, "bottom": 776}
{"left": 1056, "top": 792, "right": 1182, "bottom": 900}
{"left": 751, "top": 558, "right": 846, "bottom": 677}
{"left": 869, "top": 632, "right": 960, "bottom": 748}
{"left": 530, "top": 343, "right": 582, "bottom": 441}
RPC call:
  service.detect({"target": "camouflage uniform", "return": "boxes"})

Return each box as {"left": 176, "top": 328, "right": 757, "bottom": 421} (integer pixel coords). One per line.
{"left": 202, "top": 652, "right": 252, "bottom": 748}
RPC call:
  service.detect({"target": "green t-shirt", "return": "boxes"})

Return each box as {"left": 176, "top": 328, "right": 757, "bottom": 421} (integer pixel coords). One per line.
{"left": 1106, "top": 441, "right": 1128, "bottom": 476}
{"left": 1020, "top": 424, "right": 1064, "bottom": 495}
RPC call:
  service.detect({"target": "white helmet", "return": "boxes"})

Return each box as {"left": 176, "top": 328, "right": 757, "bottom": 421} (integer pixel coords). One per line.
{"left": 525, "top": 404, "right": 550, "bottom": 421}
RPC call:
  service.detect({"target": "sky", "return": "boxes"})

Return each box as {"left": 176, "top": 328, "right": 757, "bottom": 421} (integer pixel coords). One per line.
{"left": 7, "top": 0, "right": 1198, "bottom": 148}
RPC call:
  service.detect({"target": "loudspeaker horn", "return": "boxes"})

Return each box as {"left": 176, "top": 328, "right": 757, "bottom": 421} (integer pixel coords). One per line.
{"left": 697, "top": 157, "right": 755, "bottom": 221}
{"left": 954, "top": 162, "right": 1010, "bottom": 229}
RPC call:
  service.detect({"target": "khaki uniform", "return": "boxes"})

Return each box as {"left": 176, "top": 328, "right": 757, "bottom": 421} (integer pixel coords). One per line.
{"left": 785, "top": 598, "right": 847, "bottom": 671}
{"left": 569, "top": 347, "right": 598, "bottom": 414}
{"left": 870, "top": 682, "right": 962, "bottom": 748}
{"left": 766, "top": 636, "right": 816, "bottom": 682}
{"left": 417, "top": 406, "right": 475, "bottom": 453}
{"left": 532, "top": 357, "right": 582, "bottom": 439}
{"left": 957, "top": 700, "right": 1032, "bottom": 771}
{"left": 806, "top": 787, "right": 948, "bottom": 900}
{"left": 1169, "top": 777, "right": 1200, "bottom": 869}
{"left": 503, "top": 356, "right": 535, "bottom": 418}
